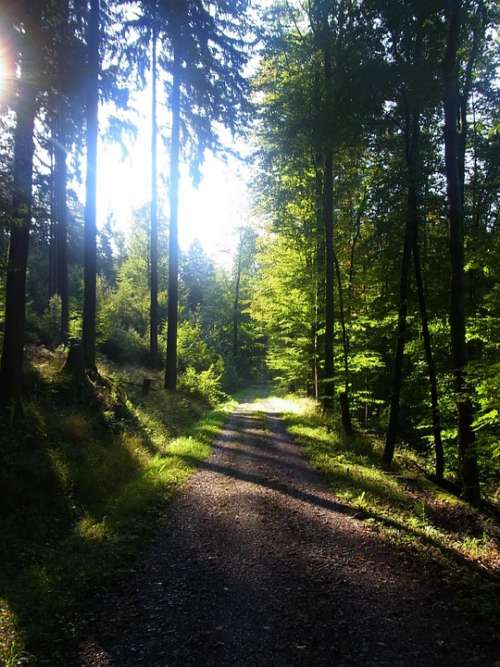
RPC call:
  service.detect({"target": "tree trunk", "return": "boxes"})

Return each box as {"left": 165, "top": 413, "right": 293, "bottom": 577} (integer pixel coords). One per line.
{"left": 81, "top": 0, "right": 100, "bottom": 372}
{"left": 165, "top": 48, "right": 181, "bottom": 391}
{"left": 412, "top": 225, "right": 445, "bottom": 480}
{"left": 334, "top": 251, "right": 352, "bottom": 434}
{"left": 48, "top": 0, "right": 69, "bottom": 344}
{"left": 322, "top": 47, "right": 335, "bottom": 412}
{"left": 54, "top": 105, "right": 69, "bottom": 343}
{"left": 0, "top": 0, "right": 42, "bottom": 407}
{"left": 384, "top": 101, "right": 419, "bottom": 464}
{"left": 149, "top": 2, "right": 159, "bottom": 365}
{"left": 383, "top": 215, "right": 412, "bottom": 465}
{"left": 347, "top": 193, "right": 364, "bottom": 321}
{"left": 443, "top": 0, "right": 480, "bottom": 504}
{"left": 232, "top": 232, "right": 242, "bottom": 359}
{"left": 48, "top": 143, "right": 56, "bottom": 301}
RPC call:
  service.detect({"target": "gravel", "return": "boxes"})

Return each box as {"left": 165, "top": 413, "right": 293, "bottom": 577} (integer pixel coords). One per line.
{"left": 74, "top": 402, "right": 498, "bottom": 666}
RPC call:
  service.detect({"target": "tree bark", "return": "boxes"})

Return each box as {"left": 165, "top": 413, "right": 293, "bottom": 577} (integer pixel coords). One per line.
{"left": 443, "top": 0, "right": 480, "bottom": 504}
{"left": 334, "top": 251, "right": 352, "bottom": 434}
{"left": 149, "top": 1, "right": 159, "bottom": 365}
{"left": 0, "top": 0, "right": 42, "bottom": 407}
{"left": 322, "top": 46, "right": 335, "bottom": 412}
{"left": 81, "top": 0, "right": 100, "bottom": 372}
{"left": 384, "top": 98, "right": 419, "bottom": 465}
{"left": 412, "top": 223, "right": 445, "bottom": 481}
{"left": 383, "top": 212, "right": 412, "bottom": 465}
{"left": 51, "top": 0, "right": 70, "bottom": 343}
{"left": 232, "top": 231, "right": 242, "bottom": 359}
{"left": 54, "top": 109, "right": 69, "bottom": 343}
{"left": 165, "top": 48, "right": 181, "bottom": 391}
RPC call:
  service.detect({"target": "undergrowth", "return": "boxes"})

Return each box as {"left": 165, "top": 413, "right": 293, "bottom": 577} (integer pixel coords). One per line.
{"left": 281, "top": 396, "right": 500, "bottom": 620}
{"left": 0, "top": 350, "right": 235, "bottom": 666}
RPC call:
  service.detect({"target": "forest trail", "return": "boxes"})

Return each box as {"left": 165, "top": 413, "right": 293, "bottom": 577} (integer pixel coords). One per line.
{"left": 76, "top": 398, "right": 494, "bottom": 667}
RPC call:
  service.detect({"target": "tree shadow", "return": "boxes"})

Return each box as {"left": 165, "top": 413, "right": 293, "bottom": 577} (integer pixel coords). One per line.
{"left": 69, "top": 408, "right": 498, "bottom": 666}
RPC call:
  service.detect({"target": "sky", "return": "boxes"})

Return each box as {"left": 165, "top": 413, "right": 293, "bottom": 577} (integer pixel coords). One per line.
{"left": 98, "top": 83, "right": 254, "bottom": 269}
{"left": 0, "top": 15, "right": 257, "bottom": 270}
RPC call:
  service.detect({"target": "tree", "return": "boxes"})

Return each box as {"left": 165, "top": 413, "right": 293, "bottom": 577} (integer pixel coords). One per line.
{"left": 443, "top": 0, "right": 480, "bottom": 504}
{"left": 81, "top": 0, "right": 100, "bottom": 373}
{"left": 0, "top": 1, "right": 43, "bottom": 408}
{"left": 165, "top": 46, "right": 181, "bottom": 390}
{"left": 149, "top": 0, "right": 159, "bottom": 364}
{"left": 163, "top": 0, "right": 251, "bottom": 391}
{"left": 51, "top": 0, "right": 70, "bottom": 343}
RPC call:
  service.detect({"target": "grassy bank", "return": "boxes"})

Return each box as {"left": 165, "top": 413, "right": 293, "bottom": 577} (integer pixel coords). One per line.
{"left": 277, "top": 396, "right": 500, "bottom": 618}
{"left": 0, "top": 350, "right": 235, "bottom": 666}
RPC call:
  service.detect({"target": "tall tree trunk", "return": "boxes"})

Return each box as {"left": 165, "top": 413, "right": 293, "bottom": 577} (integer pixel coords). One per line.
{"left": 384, "top": 103, "right": 419, "bottom": 464}
{"left": 412, "top": 224, "right": 444, "bottom": 481}
{"left": 54, "top": 0, "right": 70, "bottom": 343}
{"left": 232, "top": 232, "right": 242, "bottom": 359}
{"left": 54, "top": 109, "right": 69, "bottom": 343}
{"left": 383, "top": 214, "right": 412, "bottom": 465}
{"left": 443, "top": 0, "right": 480, "bottom": 504}
{"left": 47, "top": 0, "right": 69, "bottom": 344}
{"left": 165, "top": 48, "right": 181, "bottom": 391}
{"left": 48, "top": 143, "right": 57, "bottom": 301}
{"left": 0, "top": 0, "right": 42, "bottom": 407}
{"left": 347, "top": 191, "right": 365, "bottom": 321}
{"left": 322, "top": 46, "right": 335, "bottom": 412}
{"left": 149, "top": 1, "right": 159, "bottom": 364}
{"left": 81, "top": 0, "right": 100, "bottom": 372}
{"left": 334, "top": 252, "right": 352, "bottom": 434}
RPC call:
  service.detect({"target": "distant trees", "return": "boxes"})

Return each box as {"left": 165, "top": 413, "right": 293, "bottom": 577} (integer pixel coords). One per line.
{"left": 160, "top": 0, "right": 251, "bottom": 390}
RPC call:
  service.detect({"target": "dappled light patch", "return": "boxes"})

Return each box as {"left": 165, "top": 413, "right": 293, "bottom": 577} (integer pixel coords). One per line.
{"left": 282, "top": 397, "right": 500, "bottom": 575}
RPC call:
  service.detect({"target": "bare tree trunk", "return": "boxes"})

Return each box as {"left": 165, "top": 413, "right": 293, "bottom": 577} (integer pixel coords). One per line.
{"left": 383, "top": 215, "right": 412, "bottom": 465}
{"left": 149, "top": 1, "right": 158, "bottom": 366}
{"left": 54, "top": 109, "right": 69, "bottom": 343}
{"left": 412, "top": 225, "right": 445, "bottom": 481}
{"left": 347, "top": 191, "right": 365, "bottom": 321}
{"left": 322, "top": 47, "right": 335, "bottom": 412}
{"left": 443, "top": 0, "right": 480, "bottom": 504}
{"left": 165, "top": 48, "right": 181, "bottom": 391}
{"left": 334, "top": 252, "right": 352, "bottom": 434}
{"left": 46, "top": 0, "right": 70, "bottom": 343}
{"left": 81, "top": 0, "right": 100, "bottom": 372}
{"left": 232, "top": 231, "right": 242, "bottom": 359}
{"left": 48, "top": 143, "right": 57, "bottom": 301}
{"left": 149, "top": 1, "right": 159, "bottom": 365}
{"left": 0, "top": 0, "right": 42, "bottom": 408}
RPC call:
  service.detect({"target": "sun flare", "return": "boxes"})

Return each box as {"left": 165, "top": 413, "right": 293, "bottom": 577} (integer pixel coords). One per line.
{"left": 0, "top": 47, "right": 9, "bottom": 101}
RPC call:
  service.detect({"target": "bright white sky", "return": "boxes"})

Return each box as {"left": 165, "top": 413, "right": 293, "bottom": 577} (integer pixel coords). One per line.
{"left": 0, "top": 19, "right": 257, "bottom": 269}
{"left": 98, "top": 80, "right": 253, "bottom": 268}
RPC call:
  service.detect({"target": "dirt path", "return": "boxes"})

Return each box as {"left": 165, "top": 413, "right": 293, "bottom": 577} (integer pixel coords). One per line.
{"left": 76, "top": 399, "right": 495, "bottom": 666}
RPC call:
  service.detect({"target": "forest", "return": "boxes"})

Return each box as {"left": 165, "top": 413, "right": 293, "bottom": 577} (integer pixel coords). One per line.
{"left": 0, "top": 0, "right": 499, "bottom": 665}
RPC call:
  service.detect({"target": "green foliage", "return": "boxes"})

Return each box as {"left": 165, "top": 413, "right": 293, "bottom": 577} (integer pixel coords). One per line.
{"left": 179, "top": 365, "right": 226, "bottom": 407}
{"left": 26, "top": 295, "right": 63, "bottom": 347}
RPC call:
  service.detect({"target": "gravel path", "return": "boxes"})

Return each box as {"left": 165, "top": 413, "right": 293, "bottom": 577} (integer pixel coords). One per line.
{"left": 76, "top": 399, "right": 496, "bottom": 666}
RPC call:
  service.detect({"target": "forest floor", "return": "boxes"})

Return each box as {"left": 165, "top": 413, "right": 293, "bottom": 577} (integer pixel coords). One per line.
{"left": 73, "top": 392, "right": 499, "bottom": 667}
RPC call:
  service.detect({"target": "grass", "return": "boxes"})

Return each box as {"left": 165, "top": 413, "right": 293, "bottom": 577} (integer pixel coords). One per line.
{"left": 0, "top": 349, "right": 235, "bottom": 666}
{"left": 279, "top": 396, "right": 500, "bottom": 618}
